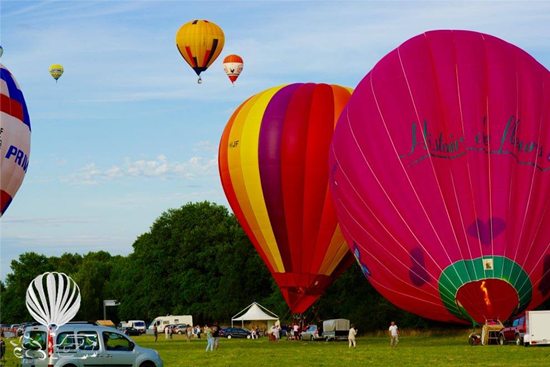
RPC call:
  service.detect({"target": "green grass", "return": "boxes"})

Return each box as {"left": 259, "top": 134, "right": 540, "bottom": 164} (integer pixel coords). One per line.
{"left": 2, "top": 332, "right": 550, "bottom": 367}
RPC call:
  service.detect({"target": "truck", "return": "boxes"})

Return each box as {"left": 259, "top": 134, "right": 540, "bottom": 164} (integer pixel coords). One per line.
{"left": 301, "top": 319, "right": 350, "bottom": 341}
{"left": 128, "top": 320, "right": 147, "bottom": 334}
{"left": 147, "top": 315, "right": 193, "bottom": 333}
{"left": 523, "top": 310, "right": 550, "bottom": 346}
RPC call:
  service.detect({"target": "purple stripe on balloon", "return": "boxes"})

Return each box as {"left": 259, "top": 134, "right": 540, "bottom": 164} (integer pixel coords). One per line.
{"left": 259, "top": 84, "right": 302, "bottom": 270}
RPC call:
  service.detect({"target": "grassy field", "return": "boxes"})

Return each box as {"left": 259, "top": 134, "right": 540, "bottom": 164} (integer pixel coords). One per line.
{"left": 2, "top": 331, "right": 549, "bottom": 367}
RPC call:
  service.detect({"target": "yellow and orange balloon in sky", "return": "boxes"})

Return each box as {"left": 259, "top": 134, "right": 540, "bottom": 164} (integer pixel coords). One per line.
{"left": 176, "top": 19, "right": 225, "bottom": 83}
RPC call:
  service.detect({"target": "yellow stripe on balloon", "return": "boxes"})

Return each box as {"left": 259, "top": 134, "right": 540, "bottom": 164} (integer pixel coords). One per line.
{"left": 228, "top": 86, "right": 287, "bottom": 272}
{"left": 318, "top": 225, "right": 348, "bottom": 275}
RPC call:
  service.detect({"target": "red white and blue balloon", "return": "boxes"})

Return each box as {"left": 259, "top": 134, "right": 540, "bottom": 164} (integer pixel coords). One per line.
{"left": 1, "top": 63, "right": 31, "bottom": 216}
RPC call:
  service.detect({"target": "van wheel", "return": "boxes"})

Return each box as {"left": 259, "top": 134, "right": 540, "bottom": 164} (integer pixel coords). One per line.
{"left": 498, "top": 335, "right": 505, "bottom": 345}
{"left": 140, "top": 362, "right": 155, "bottom": 367}
{"left": 515, "top": 335, "right": 522, "bottom": 346}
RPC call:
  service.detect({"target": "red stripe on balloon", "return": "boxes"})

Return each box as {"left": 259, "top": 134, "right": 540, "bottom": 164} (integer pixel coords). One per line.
{"left": 281, "top": 84, "right": 316, "bottom": 272}
{"left": 0, "top": 190, "right": 13, "bottom": 215}
{"left": 184, "top": 46, "right": 197, "bottom": 67}
{"left": 0, "top": 94, "right": 24, "bottom": 122}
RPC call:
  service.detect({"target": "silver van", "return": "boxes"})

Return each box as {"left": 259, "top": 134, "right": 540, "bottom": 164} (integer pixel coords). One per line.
{"left": 21, "top": 323, "right": 163, "bottom": 367}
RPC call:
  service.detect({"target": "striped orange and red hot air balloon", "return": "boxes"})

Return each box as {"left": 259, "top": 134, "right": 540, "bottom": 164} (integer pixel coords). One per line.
{"left": 219, "top": 83, "right": 354, "bottom": 313}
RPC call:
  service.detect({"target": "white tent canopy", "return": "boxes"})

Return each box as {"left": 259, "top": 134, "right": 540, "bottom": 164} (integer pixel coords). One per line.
{"left": 231, "top": 302, "right": 279, "bottom": 328}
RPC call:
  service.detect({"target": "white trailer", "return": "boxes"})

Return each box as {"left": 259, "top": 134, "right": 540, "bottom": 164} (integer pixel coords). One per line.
{"left": 322, "top": 319, "right": 350, "bottom": 341}
{"left": 147, "top": 315, "right": 193, "bottom": 333}
{"left": 524, "top": 310, "right": 550, "bottom": 346}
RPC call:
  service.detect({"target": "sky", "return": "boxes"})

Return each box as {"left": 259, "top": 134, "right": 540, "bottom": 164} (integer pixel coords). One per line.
{"left": 1, "top": 0, "right": 549, "bottom": 280}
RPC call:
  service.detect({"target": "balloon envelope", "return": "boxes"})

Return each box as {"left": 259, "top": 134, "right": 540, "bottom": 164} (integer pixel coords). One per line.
{"left": 1, "top": 63, "right": 31, "bottom": 216}
{"left": 176, "top": 19, "right": 225, "bottom": 82}
{"left": 330, "top": 30, "right": 550, "bottom": 324}
{"left": 49, "top": 64, "right": 63, "bottom": 81}
{"left": 219, "top": 83, "right": 354, "bottom": 313}
{"left": 26, "top": 272, "right": 80, "bottom": 327}
{"left": 223, "top": 54, "right": 243, "bottom": 84}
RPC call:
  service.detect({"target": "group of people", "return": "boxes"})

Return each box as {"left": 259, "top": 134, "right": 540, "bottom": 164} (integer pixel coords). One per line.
{"left": 152, "top": 320, "right": 400, "bottom": 350}
{"left": 348, "top": 321, "right": 399, "bottom": 348}
{"left": 152, "top": 324, "right": 204, "bottom": 342}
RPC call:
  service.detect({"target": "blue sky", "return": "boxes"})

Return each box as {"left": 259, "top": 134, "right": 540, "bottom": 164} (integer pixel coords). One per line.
{"left": 1, "top": 0, "right": 549, "bottom": 280}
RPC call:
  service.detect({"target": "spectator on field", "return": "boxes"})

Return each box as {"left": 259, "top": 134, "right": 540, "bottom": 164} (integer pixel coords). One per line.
{"left": 213, "top": 324, "right": 220, "bottom": 349}
{"left": 348, "top": 324, "right": 357, "bottom": 348}
{"left": 205, "top": 325, "right": 214, "bottom": 352}
{"left": 389, "top": 321, "right": 399, "bottom": 347}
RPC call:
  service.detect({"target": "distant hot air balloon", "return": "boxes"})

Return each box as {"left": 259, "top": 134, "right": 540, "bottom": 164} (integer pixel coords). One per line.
{"left": 49, "top": 64, "right": 63, "bottom": 82}
{"left": 1, "top": 63, "right": 31, "bottom": 216}
{"left": 0, "top": 45, "right": 3, "bottom": 58}
{"left": 329, "top": 30, "right": 550, "bottom": 324}
{"left": 176, "top": 19, "right": 225, "bottom": 84}
{"left": 219, "top": 83, "right": 354, "bottom": 313}
{"left": 223, "top": 54, "right": 243, "bottom": 84}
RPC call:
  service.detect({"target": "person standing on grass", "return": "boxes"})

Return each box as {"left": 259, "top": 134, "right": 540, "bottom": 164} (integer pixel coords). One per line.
{"left": 348, "top": 324, "right": 357, "bottom": 348}
{"left": 213, "top": 324, "right": 220, "bottom": 349}
{"left": 389, "top": 321, "right": 399, "bottom": 347}
{"left": 205, "top": 325, "right": 214, "bottom": 352}
{"left": 153, "top": 325, "right": 158, "bottom": 342}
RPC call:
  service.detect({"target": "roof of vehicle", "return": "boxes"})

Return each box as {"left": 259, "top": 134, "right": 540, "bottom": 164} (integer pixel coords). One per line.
{"left": 25, "top": 323, "right": 124, "bottom": 333}
{"left": 96, "top": 320, "right": 116, "bottom": 327}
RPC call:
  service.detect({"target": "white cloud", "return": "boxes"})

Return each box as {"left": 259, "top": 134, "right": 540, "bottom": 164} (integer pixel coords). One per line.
{"left": 64, "top": 154, "right": 217, "bottom": 184}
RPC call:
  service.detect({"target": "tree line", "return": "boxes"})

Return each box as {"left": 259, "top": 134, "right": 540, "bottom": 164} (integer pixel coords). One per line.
{"left": 2, "top": 201, "right": 546, "bottom": 331}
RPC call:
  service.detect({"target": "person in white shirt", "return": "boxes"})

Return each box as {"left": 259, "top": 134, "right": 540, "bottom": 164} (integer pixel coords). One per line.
{"left": 388, "top": 321, "right": 399, "bottom": 347}
{"left": 348, "top": 324, "right": 357, "bottom": 348}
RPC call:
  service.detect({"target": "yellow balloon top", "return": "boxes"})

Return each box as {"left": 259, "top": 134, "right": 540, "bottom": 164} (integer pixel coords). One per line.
{"left": 175, "top": 19, "right": 225, "bottom": 82}
{"left": 49, "top": 64, "right": 64, "bottom": 81}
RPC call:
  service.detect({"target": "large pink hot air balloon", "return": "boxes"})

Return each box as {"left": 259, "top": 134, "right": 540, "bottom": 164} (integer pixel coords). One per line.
{"left": 330, "top": 30, "right": 550, "bottom": 324}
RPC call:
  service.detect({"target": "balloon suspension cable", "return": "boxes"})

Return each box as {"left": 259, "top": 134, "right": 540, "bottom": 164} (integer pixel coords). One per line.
{"left": 197, "top": 76, "right": 202, "bottom": 84}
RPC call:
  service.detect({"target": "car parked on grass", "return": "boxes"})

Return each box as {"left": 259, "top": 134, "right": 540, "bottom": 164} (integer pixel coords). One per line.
{"left": 499, "top": 315, "right": 526, "bottom": 345}
{"left": 219, "top": 327, "right": 251, "bottom": 339}
{"left": 172, "top": 324, "right": 190, "bottom": 335}
{"left": 122, "top": 326, "right": 142, "bottom": 336}
{"left": 22, "top": 322, "right": 163, "bottom": 367}
{"left": 300, "top": 325, "right": 323, "bottom": 341}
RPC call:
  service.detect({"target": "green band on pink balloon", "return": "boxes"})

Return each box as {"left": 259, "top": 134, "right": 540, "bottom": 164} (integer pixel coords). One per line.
{"left": 438, "top": 256, "right": 532, "bottom": 320}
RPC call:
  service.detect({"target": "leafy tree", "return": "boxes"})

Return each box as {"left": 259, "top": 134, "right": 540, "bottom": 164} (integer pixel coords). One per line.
{"left": 0, "top": 252, "right": 54, "bottom": 323}
{"left": 113, "top": 201, "right": 273, "bottom": 325}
